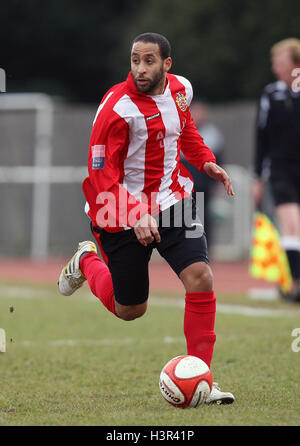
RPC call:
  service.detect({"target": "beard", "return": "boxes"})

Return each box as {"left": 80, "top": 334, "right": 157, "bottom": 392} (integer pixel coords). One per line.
{"left": 132, "top": 63, "right": 165, "bottom": 94}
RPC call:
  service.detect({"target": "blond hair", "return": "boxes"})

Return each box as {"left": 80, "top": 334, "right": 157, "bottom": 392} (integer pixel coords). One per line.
{"left": 271, "top": 38, "right": 300, "bottom": 64}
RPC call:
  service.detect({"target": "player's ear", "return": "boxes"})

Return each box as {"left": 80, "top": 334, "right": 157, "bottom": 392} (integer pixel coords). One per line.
{"left": 164, "top": 57, "right": 172, "bottom": 73}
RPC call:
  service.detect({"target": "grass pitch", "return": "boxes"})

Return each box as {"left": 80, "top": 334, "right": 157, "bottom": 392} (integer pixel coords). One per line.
{"left": 0, "top": 279, "right": 299, "bottom": 426}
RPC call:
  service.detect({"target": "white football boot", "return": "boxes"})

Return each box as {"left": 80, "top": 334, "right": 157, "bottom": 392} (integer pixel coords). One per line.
{"left": 58, "top": 240, "right": 97, "bottom": 296}
{"left": 205, "top": 382, "right": 235, "bottom": 405}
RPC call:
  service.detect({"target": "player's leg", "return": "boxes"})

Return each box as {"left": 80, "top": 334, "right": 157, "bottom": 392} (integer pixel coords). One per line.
{"left": 157, "top": 198, "right": 215, "bottom": 367}
{"left": 178, "top": 258, "right": 215, "bottom": 366}
{"left": 86, "top": 227, "right": 152, "bottom": 320}
{"left": 77, "top": 228, "right": 148, "bottom": 319}
{"left": 58, "top": 239, "right": 118, "bottom": 314}
{"left": 58, "top": 229, "right": 152, "bottom": 320}
{"left": 98, "top": 228, "right": 153, "bottom": 320}
{"left": 113, "top": 300, "right": 148, "bottom": 321}
{"left": 179, "top": 260, "right": 213, "bottom": 292}
{"left": 157, "top": 198, "right": 234, "bottom": 404}
{"left": 160, "top": 251, "right": 234, "bottom": 405}
{"left": 179, "top": 261, "right": 216, "bottom": 368}
{"left": 275, "top": 203, "right": 300, "bottom": 300}
{"left": 270, "top": 173, "right": 300, "bottom": 301}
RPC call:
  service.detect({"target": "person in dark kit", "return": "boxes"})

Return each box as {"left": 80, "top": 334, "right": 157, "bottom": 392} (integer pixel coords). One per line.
{"left": 252, "top": 38, "right": 300, "bottom": 302}
{"left": 181, "top": 101, "right": 224, "bottom": 247}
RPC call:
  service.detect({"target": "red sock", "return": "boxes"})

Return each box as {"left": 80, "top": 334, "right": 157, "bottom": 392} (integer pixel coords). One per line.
{"left": 184, "top": 291, "right": 216, "bottom": 368}
{"left": 80, "top": 253, "right": 116, "bottom": 315}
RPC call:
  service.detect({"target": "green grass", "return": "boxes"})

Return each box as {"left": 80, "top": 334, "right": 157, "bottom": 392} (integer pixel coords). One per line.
{"left": 0, "top": 279, "right": 299, "bottom": 426}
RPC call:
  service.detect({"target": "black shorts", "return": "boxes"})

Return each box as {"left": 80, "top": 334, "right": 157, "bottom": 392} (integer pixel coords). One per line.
{"left": 91, "top": 198, "right": 209, "bottom": 306}
{"left": 270, "top": 164, "right": 300, "bottom": 206}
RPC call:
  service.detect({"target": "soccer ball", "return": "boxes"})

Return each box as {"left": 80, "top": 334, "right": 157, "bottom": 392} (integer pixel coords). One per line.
{"left": 159, "top": 355, "right": 213, "bottom": 408}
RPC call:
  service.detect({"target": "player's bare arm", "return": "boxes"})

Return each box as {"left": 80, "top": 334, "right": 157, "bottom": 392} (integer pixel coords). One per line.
{"left": 133, "top": 213, "right": 161, "bottom": 246}
{"left": 203, "top": 161, "right": 235, "bottom": 196}
{"left": 252, "top": 177, "right": 264, "bottom": 208}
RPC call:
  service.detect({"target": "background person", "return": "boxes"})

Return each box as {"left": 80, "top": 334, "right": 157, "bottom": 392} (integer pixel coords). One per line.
{"left": 181, "top": 101, "right": 225, "bottom": 247}
{"left": 252, "top": 38, "right": 300, "bottom": 302}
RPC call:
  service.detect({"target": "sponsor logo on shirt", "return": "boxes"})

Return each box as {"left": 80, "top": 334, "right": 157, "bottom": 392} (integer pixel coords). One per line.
{"left": 175, "top": 92, "right": 188, "bottom": 112}
{"left": 146, "top": 112, "right": 161, "bottom": 121}
{"left": 92, "top": 145, "right": 106, "bottom": 169}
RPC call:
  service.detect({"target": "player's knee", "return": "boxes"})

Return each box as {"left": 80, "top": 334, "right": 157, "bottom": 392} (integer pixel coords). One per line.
{"left": 116, "top": 302, "right": 147, "bottom": 321}
{"left": 194, "top": 267, "right": 213, "bottom": 291}
{"left": 180, "top": 262, "right": 213, "bottom": 292}
{"left": 119, "top": 308, "right": 146, "bottom": 321}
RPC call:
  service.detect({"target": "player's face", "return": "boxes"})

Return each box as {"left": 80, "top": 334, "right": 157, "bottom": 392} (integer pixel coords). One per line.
{"left": 272, "top": 49, "right": 297, "bottom": 87}
{"left": 131, "top": 42, "right": 172, "bottom": 95}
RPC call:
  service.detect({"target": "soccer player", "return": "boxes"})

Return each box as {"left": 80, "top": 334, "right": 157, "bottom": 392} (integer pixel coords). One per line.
{"left": 253, "top": 38, "right": 300, "bottom": 302}
{"left": 58, "top": 33, "right": 235, "bottom": 404}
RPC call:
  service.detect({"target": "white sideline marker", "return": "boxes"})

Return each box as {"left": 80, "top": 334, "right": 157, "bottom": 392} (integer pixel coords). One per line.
{"left": 0, "top": 328, "right": 6, "bottom": 353}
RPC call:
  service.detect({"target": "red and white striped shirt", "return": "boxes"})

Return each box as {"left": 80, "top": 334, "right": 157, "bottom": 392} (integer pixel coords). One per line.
{"left": 82, "top": 72, "right": 216, "bottom": 232}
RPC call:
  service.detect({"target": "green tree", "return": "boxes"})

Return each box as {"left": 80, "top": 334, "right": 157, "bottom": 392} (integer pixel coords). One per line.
{"left": 1, "top": 0, "right": 300, "bottom": 102}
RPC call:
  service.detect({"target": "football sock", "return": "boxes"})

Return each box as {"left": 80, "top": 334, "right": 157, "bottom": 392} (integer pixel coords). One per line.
{"left": 286, "top": 250, "right": 300, "bottom": 280}
{"left": 184, "top": 291, "right": 216, "bottom": 368}
{"left": 282, "top": 237, "right": 300, "bottom": 281}
{"left": 79, "top": 253, "right": 116, "bottom": 315}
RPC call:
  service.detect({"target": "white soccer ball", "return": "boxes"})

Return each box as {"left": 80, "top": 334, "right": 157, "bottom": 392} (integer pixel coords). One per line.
{"left": 159, "top": 355, "right": 213, "bottom": 408}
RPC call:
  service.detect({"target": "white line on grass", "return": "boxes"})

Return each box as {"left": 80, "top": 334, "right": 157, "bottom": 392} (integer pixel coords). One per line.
{"left": 0, "top": 285, "right": 50, "bottom": 298}
{"left": 15, "top": 336, "right": 185, "bottom": 347}
{"left": 149, "top": 296, "right": 298, "bottom": 318}
{"left": 0, "top": 284, "right": 298, "bottom": 318}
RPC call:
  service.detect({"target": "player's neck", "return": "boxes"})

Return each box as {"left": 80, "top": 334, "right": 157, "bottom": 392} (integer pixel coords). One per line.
{"left": 149, "top": 76, "right": 168, "bottom": 96}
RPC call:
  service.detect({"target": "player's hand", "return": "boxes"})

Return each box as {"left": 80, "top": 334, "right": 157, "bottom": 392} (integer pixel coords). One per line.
{"left": 133, "top": 213, "right": 161, "bottom": 247}
{"left": 252, "top": 178, "right": 264, "bottom": 208}
{"left": 203, "top": 162, "right": 235, "bottom": 196}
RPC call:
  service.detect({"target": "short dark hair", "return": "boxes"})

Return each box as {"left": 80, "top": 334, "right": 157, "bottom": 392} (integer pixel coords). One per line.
{"left": 132, "top": 32, "right": 171, "bottom": 60}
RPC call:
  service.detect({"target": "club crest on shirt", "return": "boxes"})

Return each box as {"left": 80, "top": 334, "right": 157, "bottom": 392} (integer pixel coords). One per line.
{"left": 175, "top": 92, "right": 188, "bottom": 112}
